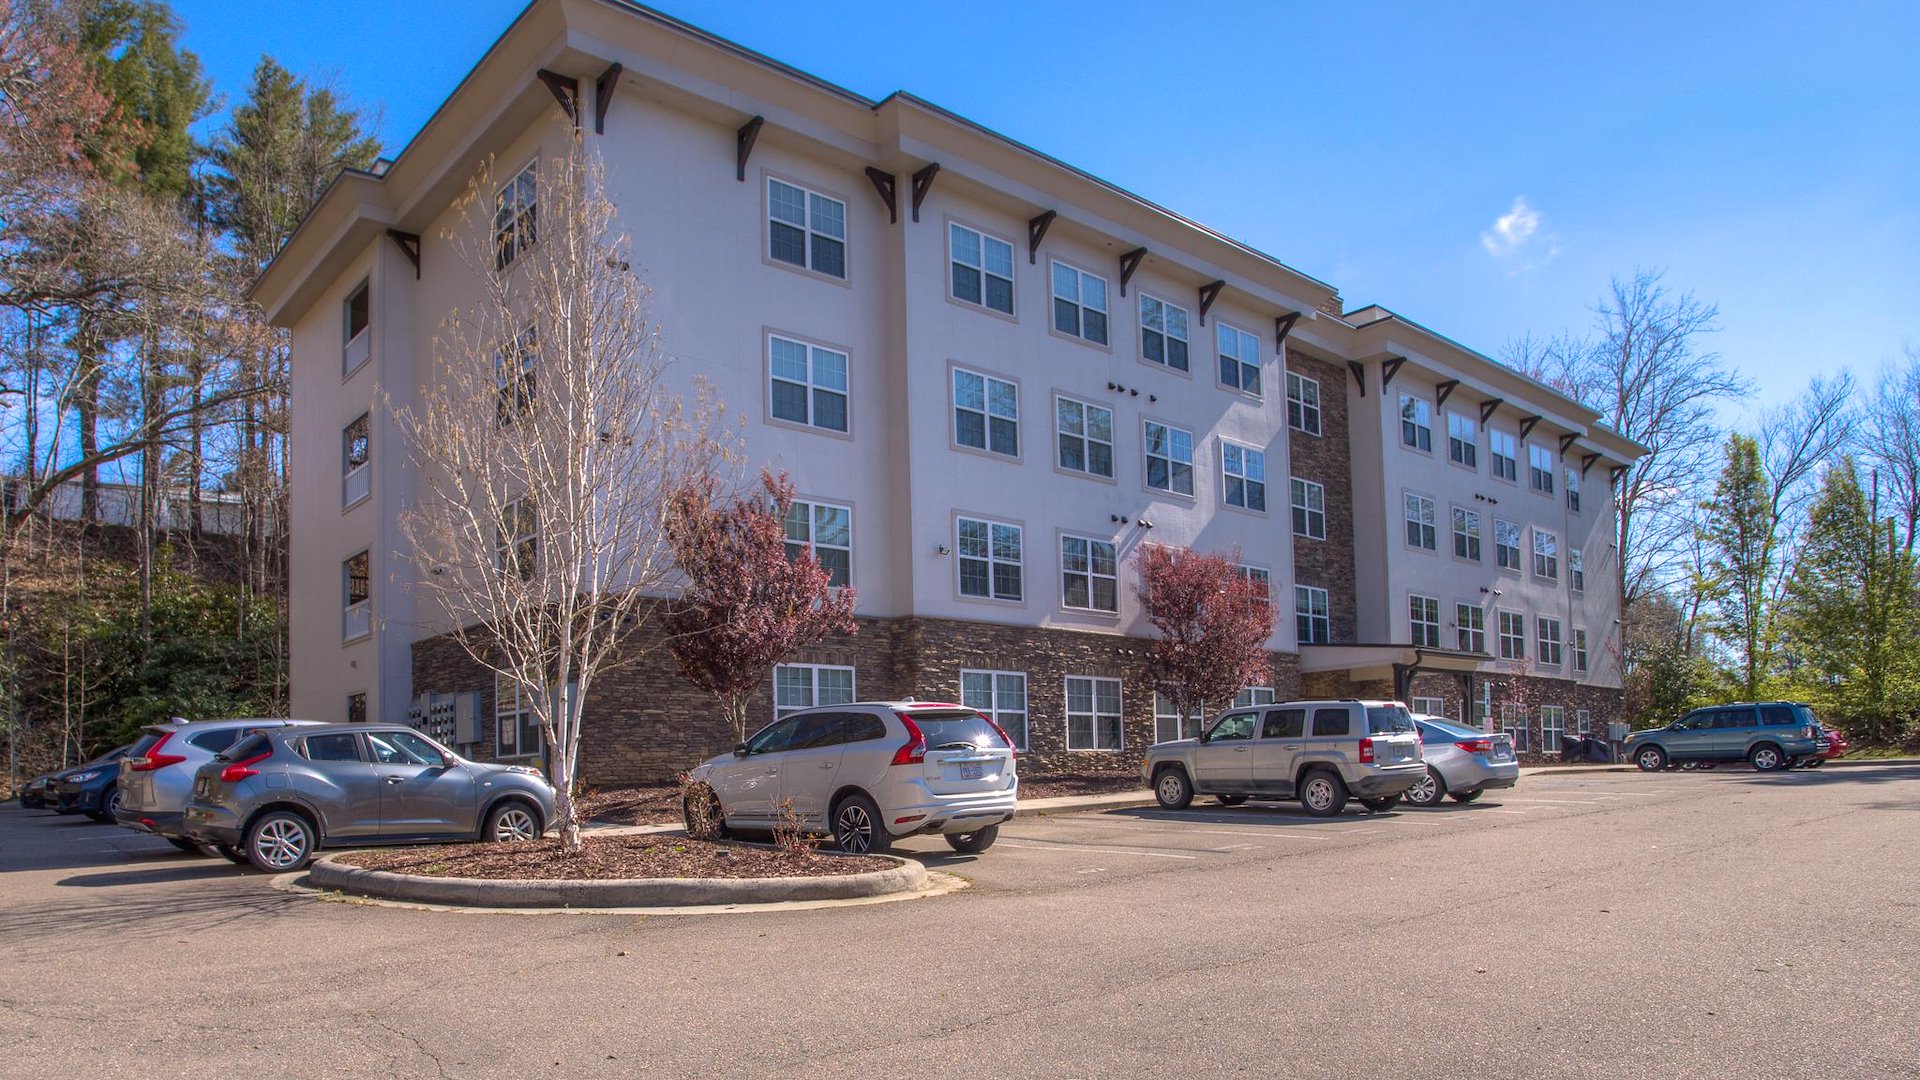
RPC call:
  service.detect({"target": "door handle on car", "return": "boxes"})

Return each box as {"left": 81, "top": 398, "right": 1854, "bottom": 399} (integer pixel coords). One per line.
{"left": 1234, "top": 747, "right": 1249, "bottom": 753}
{"left": 384, "top": 775, "right": 405, "bottom": 784}
{"left": 1284, "top": 744, "right": 1302, "bottom": 750}
{"left": 819, "top": 762, "right": 836, "bottom": 769}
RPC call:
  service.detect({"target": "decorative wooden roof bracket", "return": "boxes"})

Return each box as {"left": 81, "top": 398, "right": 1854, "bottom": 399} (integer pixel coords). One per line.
{"left": 386, "top": 230, "right": 420, "bottom": 279}
{"left": 1027, "top": 211, "right": 1056, "bottom": 263}
{"left": 910, "top": 163, "right": 940, "bottom": 222}
{"left": 1478, "top": 398, "right": 1504, "bottom": 424}
{"left": 1381, "top": 356, "right": 1407, "bottom": 392}
{"left": 1434, "top": 379, "right": 1460, "bottom": 408}
{"left": 735, "top": 116, "right": 764, "bottom": 181}
{"left": 536, "top": 69, "right": 579, "bottom": 127}
{"left": 1118, "top": 247, "right": 1147, "bottom": 296}
{"left": 1348, "top": 360, "right": 1368, "bottom": 397}
{"left": 1197, "top": 280, "right": 1226, "bottom": 325}
{"left": 864, "top": 168, "right": 898, "bottom": 224}
{"left": 593, "top": 63, "right": 622, "bottom": 134}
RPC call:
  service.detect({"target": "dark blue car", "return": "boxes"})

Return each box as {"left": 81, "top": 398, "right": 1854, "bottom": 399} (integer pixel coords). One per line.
{"left": 50, "top": 745, "right": 134, "bottom": 822}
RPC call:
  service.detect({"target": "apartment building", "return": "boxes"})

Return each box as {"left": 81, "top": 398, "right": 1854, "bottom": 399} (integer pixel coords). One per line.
{"left": 250, "top": 0, "right": 1644, "bottom": 781}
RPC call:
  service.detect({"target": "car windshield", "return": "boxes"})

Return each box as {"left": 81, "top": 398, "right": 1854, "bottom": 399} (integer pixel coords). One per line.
{"left": 1367, "top": 706, "right": 1416, "bottom": 735}
{"left": 909, "top": 709, "right": 1005, "bottom": 750}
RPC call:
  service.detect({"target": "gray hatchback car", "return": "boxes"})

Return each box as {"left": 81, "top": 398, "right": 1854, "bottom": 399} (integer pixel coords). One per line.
{"left": 182, "top": 724, "right": 555, "bottom": 872}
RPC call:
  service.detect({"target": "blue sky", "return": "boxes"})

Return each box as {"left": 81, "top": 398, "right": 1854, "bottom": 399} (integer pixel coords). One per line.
{"left": 174, "top": 0, "right": 1919, "bottom": 420}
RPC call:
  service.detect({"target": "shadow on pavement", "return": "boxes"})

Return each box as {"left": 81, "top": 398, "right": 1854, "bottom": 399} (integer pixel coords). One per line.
{"left": 58, "top": 862, "right": 247, "bottom": 888}
{"left": 0, "top": 876, "right": 307, "bottom": 943}
{"left": 1719, "top": 764, "right": 1920, "bottom": 788}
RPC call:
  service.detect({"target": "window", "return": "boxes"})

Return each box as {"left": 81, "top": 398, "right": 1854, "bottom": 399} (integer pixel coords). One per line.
{"left": 784, "top": 499, "right": 852, "bottom": 588}
{"left": 1490, "top": 429, "right": 1518, "bottom": 482}
{"left": 1575, "top": 708, "right": 1592, "bottom": 735}
{"left": 496, "top": 497, "right": 537, "bottom": 582}
{"left": 347, "top": 692, "right": 366, "bottom": 725}
{"left": 1529, "top": 445, "right": 1556, "bottom": 494}
{"left": 1055, "top": 396, "right": 1114, "bottom": 478}
{"left": 1533, "top": 529, "right": 1559, "bottom": 580}
{"left": 1539, "top": 704, "right": 1566, "bottom": 753}
{"left": 1240, "top": 565, "right": 1272, "bottom": 603}
{"left": 1537, "top": 617, "right": 1564, "bottom": 666}
{"left": 1452, "top": 507, "right": 1481, "bottom": 561}
{"left": 343, "top": 551, "right": 370, "bottom": 640}
{"left": 1287, "top": 372, "right": 1322, "bottom": 435}
{"left": 958, "top": 517, "right": 1022, "bottom": 601}
{"left": 1221, "top": 442, "right": 1267, "bottom": 512}
{"left": 953, "top": 368, "right": 1018, "bottom": 456}
{"left": 768, "top": 334, "right": 849, "bottom": 433}
{"left": 1207, "top": 711, "right": 1259, "bottom": 742}
{"left": 494, "top": 162, "right": 536, "bottom": 270}
{"left": 1217, "top": 323, "right": 1260, "bottom": 395}
{"left": 1570, "top": 548, "right": 1585, "bottom": 593}
{"left": 1140, "top": 293, "right": 1190, "bottom": 371}
{"left": 1291, "top": 478, "right": 1326, "bottom": 539}
{"left": 1144, "top": 421, "right": 1195, "bottom": 496}
{"left": 343, "top": 281, "right": 371, "bottom": 375}
{"left": 1409, "top": 594, "right": 1440, "bottom": 647}
{"left": 774, "top": 663, "right": 855, "bottom": 720}
{"left": 1154, "top": 691, "right": 1205, "bottom": 744}
{"left": 1263, "top": 708, "right": 1305, "bottom": 739}
{"left": 1456, "top": 603, "right": 1486, "bottom": 652}
{"left": 961, "top": 670, "right": 1027, "bottom": 750}
{"left": 1495, "top": 518, "right": 1522, "bottom": 571}
{"left": 1499, "top": 703, "right": 1529, "bottom": 753}
{"left": 1566, "top": 466, "right": 1582, "bottom": 511}
{"left": 343, "top": 414, "right": 370, "bottom": 507}
{"left": 1312, "top": 707, "right": 1351, "bottom": 737}
{"left": 1498, "top": 610, "right": 1526, "bottom": 660}
{"left": 496, "top": 325, "right": 538, "bottom": 422}
{"left": 1233, "top": 687, "right": 1276, "bottom": 709}
{"left": 1410, "top": 696, "right": 1446, "bottom": 717}
{"left": 1295, "top": 585, "right": 1330, "bottom": 644}
{"left": 767, "top": 177, "right": 845, "bottom": 278}
{"left": 1404, "top": 492, "right": 1437, "bottom": 551}
{"left": 1061, "top": 535, "right": 1118, "bottom": 613}
{"left": 1065, "top": 675, "right": 1123, "bottom": 750}
{"left": 1051, "top": 260, "right": 1108, "bottom": 345}
{"left": 1572, "top": 627, "right": 1589, "bottom": 674}
{"left": 495, "top": 673, "right": 542, "bottom": 758}
{"left": 1447, "top": 412, "right": 1477, "bottom": 467}
{"left": 948, "top": 223, "right": 1013, "bottom": 314}
{"left": 1399, "top": 394, "right": 1433, "bottom": 452}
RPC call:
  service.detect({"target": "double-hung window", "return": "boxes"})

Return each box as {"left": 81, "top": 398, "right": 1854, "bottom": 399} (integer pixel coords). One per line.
{"left": 1060, "top": 535, "right": 1119, "bottom": 613}
{"left": 1144, "top": 421, "right": 1195, "bottom": 496}
{"left": 496, "top": 496, "right": 537, "bottom": 582}
{"left": 1495, "top": 518, "right": 1522, "bottom": 571}
{"left": 775, "top": 663, "right": 855, "bottom": 719}
{"left": 1287, "top": 372, "right": 1322, "bottom": 435}
{"left": 1240, "top": 565, "right": 1272, "bottom": 603}
{"left": 342, "top": 414, "right": 370, "bottom": 507}
{"left": 1539, "top": 705, "right": 1566, "bottom": 753}
{"left": 1065, "top": 676, "right": 1123, "bottom": 750}
{"left": 1234, "top": 687, "right": 1277, "bottom": 709}
{"left": 1140, "top": 294, "right": 1190, "bottom": 371}
{"left": 1533, "top": 528, "right": 1559, "bottom": 581}
{"left": 1529, "top": 445, "right": 1556, "bottom": 494}
{"left": 494, "top": 162, "right": 537, "bottom": 270}
{"left": 961, "top": 670, "right": 1028, "bottom": 750}
{"left": 948, "top": 223, "right": 1013, "bottom": 314}
{"left": 769, "top": 334, "right": 849, "bottom": 433}
{"left": 496, "top": 325, "right": 538, "bottom": 423}
{"left": 1566, "top": 466, "right": 1582, "bottom": 511}
{"left": 1295, "top": 585, "right": 1330, "bottom": 644}
{"left": 1490, "top": 430, "right": 1518, "bottom": 481}
{"left": 1498, "top": 610, "right": 1526, "bottom": 661}
{"left": 1221, "top": 442, "right": 1267, "bottom": 512}
{"left": 1051, "top": 260, "right": 1108, "bottom": 345}
{"left": 1217, "top": 323, "right": 1260, "bottom": 395}
{"left": 1452, "top": 507, "right": 1482, "bottom": 560}
{"left": 1291, "top": 477, "right": 1326, "bottom": 539}
{"left": 1154, "top": 692, "right": 1205, "bottom": 744}
{"left": 767, "top": 177, "right": 846, "bottom": 278}
{"left": 957, "top": 517, "right": 1022, "bottom": 601}
{"left": 343, "top": 551, "right": 370, "bottom": 641}
{"left": 1409, "top": 594, "right": 1441, "bottom": 647}
{"left": 1572, "top": 628, "right": 1589, "bottom": 674}
{"left": 1499, "top": 704, "right": 1529, "bottom": 753}
{"left": 1537, "top": 618, "right": 1564, "bottom": 666}
{"left": 1400, "top": 394, "right": 1433, "bottom": 452}
{"left": 1404, "top": 492, "right": 1437, "bottom": 551}
{"left": 1055, "top": 396, "right": 1114, "bottom": 478}
{"left": 1570, "top": 548, "right": 1585, "bottom": 593}
{"left": 953, "top": 368, "right": 1018, "bottom": 457}
{"left": 1456, "top": 603, "right": 1486, "bottom": 652}
{"left": 342, "top": 281, "right": 371, "bottom": 376}
{"left": 784, "top": 499, "right": 852, "bottom": 587}
{"left": 1447, "top": 412, "right": 1477, "bottom": 467}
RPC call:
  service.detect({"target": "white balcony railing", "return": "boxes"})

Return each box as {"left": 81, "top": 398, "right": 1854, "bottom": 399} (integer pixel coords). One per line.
{"left": 343, "top": 328, "right": 371, "bottom": 376}
{"left": 343, "top": 600, "right": 371, "bottom": 641}
{"left": 342, "top": 464, "right": 370, "bottom": 508}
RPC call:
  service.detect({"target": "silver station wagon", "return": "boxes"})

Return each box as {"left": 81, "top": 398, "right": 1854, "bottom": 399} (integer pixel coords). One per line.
{"left": 1144, "top": 699, "right": 1426, "bottom": 816}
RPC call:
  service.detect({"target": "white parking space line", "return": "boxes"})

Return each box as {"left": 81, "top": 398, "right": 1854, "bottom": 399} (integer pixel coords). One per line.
{"left": 999, "top": 841, "right": 1198, "bottom": 860}
{"left": 1496, "top": 798, "right": 1603, "bottom": 806}
{"left": 1469, "top": 809, "right": 1531, "bottom": 815}
{"left": 1060, "top": 819, "right": 1333, "bottom": 839}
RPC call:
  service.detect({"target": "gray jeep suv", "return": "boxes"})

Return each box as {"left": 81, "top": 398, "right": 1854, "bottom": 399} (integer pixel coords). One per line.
{"left": 1143, "top": 699, "right": 1426, "bottom": 816}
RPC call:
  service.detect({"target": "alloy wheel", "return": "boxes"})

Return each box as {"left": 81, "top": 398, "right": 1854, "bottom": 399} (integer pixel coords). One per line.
{"left": 492, "top": 806, "right": 538, "bottom": 842}
{"left": 1638, "top": 748, "right": 1663, "bottom": 771}
{"left": 252, "top": 818, "right": 310, "bottom": 871}
{"left": 1753, "top": 747, "right": 1780, "bottom": 771}
{"left": 834, "top": 802, "right": 874, "bottom": 854}
{"left": 1406, "top": 772, "right": 1437, "bottom": 805}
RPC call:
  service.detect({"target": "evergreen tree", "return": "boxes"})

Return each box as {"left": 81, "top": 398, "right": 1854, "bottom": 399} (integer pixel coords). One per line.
{"left": 76, "top": 0, "right": 209, "bottom": 199}
{"left": 1700, "top": 433, "right": 1773, "bottom": 698}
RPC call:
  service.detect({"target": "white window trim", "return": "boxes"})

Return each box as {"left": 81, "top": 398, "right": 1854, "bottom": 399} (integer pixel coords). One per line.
{"left": 494, "top": 673, "right": 542, "bottom": 759}
{"left": 1138, "top": 292, "right": 1191, "bottom": 374}
{"left": 1220, "top": 439, "right": 1268, "bottom": 514}
{"left": 1409, "top": 593, "right": 1441, "bottom": 648}
{"left": 785, "top": 497, "right": 854, "bottom": 590}
{"left": 1059, "top": 533, "right": 1120, "bottom": 614}
{"left": 1399, "top": 393, "right": 1433, "bottom": 453}
{"left": 1064, "top": 675, "right": 1124, "bottom": 751}
{"left": 955, "top": 514, "right": 1024, "bottom": 603}
{"left": 1404, "top": 491, "right": 1438, "bottom": 552}
{"left": 766, "top": 330, "right": 852, "bottom": 436}
{"left": 1290, "top": 477, "right": 1326, "bottom": 540}
{"left": 1143, "top": 419, "right": 1196, "bottom": 498}
{"left": 1216, "top": 321, "right": 1261, "bottom": 397}
{"left": 1446, "top": 410, "right": 1478, "bottom": 469}
{"left": 1498, "top": 610, "right": 1526, "bottom": 661}
{"left": 1533, "top": 528, "right": 1560, "bottom": 581}
{"left": 493, "top": 161, "right": 537, "bottom": 272}
{"left": 1489, "top": 429, "right": 1519, "bottom": 483}
{"left": 947, "top": 221, "right": 1015, "bottom": 316}
{"left": 773, "top": 663, "right": 856, "bottom": 721}
{"left": 1494, "top": 518, "right": 1523, "bottom": 573}
{"left": 1529, "top": 444, "right": 1557, "bottom": 495}
{"left": 1295, "top": 585, "right": 1331, "bottom": 645}
{"left": 1451, "top": 506, "right": 1482, "bottom": 562}
{"left": 765, "top": 174, "right": 848, "bottom": 281}
{"left": 961, "top": 669, "right": 1029, "bottom": 750}
{"left": 1572, "top": 627, "right": 1590, "bottom": 674}
{"left": 950, "top": 364, "right": 1021, "bottom": 460}
{"left": 1154, "top": 691, "right": 1205, "bottom": 744}
{"left": 1537, "top": 617, "right": 1564, "bottom": 667}
{"left": 1570, "top": 548, "right": 1586, "bottom": 594}
{"left": 1410, "top": 696, "right": 1447, "bottom": 717}
{"left": 1287, "top": 371, "right": 1322, "bottom": 436}
{"left": 1456, "top": 602, "right": 1486, "bottom": 653}
{"left": 1540, "top": 704, "right": 1566, "bottom": 753}
{"left": 1049, "top": 258, "right": 1110, "bottom": 347}
{"left": 1054, "top": 394, "right": 1115, "bottom": 480}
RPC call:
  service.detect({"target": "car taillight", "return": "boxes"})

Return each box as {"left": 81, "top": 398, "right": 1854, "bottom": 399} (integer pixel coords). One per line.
{"left": 1456, "top": 738, "right": 1495, "bottom": 754}
{"left": 890, "top": 714, "right": 927, "bottom": 766}
{"left": 129, "top": 732, "right": 185, "bottom": 772}
{"left": 218, "top": 751, "right": 272, "bottom": 784}
{"left": 1358, "top": 737, "right": 1374, "bottom": 764}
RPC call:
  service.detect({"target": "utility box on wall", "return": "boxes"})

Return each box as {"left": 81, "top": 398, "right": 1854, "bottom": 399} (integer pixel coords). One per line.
{"left": 453, "top": 691, "right": 483, "bottom": 747}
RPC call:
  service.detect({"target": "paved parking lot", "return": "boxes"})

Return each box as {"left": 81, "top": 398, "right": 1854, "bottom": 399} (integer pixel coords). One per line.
{"left": 4, "top": 765, "right": 1918, "bottom": 1079}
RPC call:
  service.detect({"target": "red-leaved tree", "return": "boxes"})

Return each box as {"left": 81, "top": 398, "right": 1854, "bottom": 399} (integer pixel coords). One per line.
{"left": 664, "top": 469, "right": 858, "bottom": 740}
{"left": 1135, "top": 545, "right": 1274, "bottom": 733}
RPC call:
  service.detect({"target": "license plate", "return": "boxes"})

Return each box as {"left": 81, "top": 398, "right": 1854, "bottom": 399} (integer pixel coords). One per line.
{"left": 1491, "top": 746, "right": 1512, "bottom": 761}
{"left": 959, "top": 762, "right": 983, "bottom": 780}
{"left": 194, "top": 777, "right": 209, "bottom": 796}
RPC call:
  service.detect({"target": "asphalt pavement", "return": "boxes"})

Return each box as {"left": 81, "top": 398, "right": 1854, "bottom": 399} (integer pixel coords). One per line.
{"left": 3, "top": 764, "right": 1918, "bottom": 1079}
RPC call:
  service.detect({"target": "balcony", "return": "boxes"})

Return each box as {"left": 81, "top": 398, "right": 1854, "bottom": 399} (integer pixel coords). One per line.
{"left": 343, "top": 463, "right": 370, "bottom": 508}
{"left": 343, "top": 600, "right": 371, "bottom": 642}
{"left": 343, "top": 327, "right": 371, "bottom": 377}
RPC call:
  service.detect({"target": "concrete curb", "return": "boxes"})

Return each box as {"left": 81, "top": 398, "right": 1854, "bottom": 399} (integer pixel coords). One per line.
{"left": 307, "top": 850, "right": 928, "bottom": 909}
{"left": 1822, "top": 757, "right": 1920, "bottom": 767}
{"left": 1013, "top": 792, "right": 1157, "bottom": 818}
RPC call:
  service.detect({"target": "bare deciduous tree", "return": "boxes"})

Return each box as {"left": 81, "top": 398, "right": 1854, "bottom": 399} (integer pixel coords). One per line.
{"left": 393, "top": 136, "right": 729, "bottom": 853}
{"left": 1861, "top": 347, "right": 1920, "bottom": 552}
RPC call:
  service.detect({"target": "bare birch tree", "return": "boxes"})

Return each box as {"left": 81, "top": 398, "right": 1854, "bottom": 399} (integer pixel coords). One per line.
{"left": 393, "top": 135, "right": 728, "bottom": 853}
{"left": 1861, "top": 347, "right": 1920, "bottom": 552}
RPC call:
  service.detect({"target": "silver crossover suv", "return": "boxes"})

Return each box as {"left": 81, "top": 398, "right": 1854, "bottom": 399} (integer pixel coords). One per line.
{"left": 1403, "top": 715, "right": 1520, "bottom": 806}
{"left": 181, "top": 724, "right": 555, "bottom": 871}
{"left": 686, "top": 701, "right": 1018, "bottom": 855}
{"left": 116, "top": 719, "right": 321, "bottom": 850}
{"left": 1143, "top": 699, "right": 1426, "bottom": 816}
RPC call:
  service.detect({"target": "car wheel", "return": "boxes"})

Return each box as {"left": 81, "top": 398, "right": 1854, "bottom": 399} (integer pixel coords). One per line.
{"left": 485, "top": 800, "right": 542, "bottom": 842}
{"left": 1448, "top": 789, "right": 1484, "bottom": 803}
{"left": 1359, "top": 794, "right": 1401, "bottom": 812}
{"left": 1153, "top": 766, "right": 1194, "bottom": 810}
{"left": 945, "top": 825, "right": 999, "bottom": 854}
{"left": 215, "top": 844, "right": 249, "bottom": 865}
{"left": 1635, "top": 745, "right": 1667, "bottom": 772}
{"left": 1748, "top": 744, "right": 1785, "bottom": 772}
{"left": 1299, "top": 769, "right": 1348, "bottom": 817}
{"left": 87, "top": 787, "right": 121, "bottom": 823}
{"left": 831, "top": 793, "right": 891, "bottom": 856}
{"left": 1805, "top": 758, "right": 1826, "bottom": 769}
{"left": 1404, "top": 767, "right": 1447, "bottom": 807}
{"left": 166, "top": 836, "right": 204, "bottom": 854}
{"left": 245, "top": 810, "right": 316, "bottom": 873}
{"left": 1215, "top": 794, "right": 1249, "bottom": 807}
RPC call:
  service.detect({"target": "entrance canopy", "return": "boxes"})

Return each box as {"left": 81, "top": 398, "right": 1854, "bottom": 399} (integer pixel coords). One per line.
{"left": 1298, "top": 643, "right": 1493, "bottom": 702}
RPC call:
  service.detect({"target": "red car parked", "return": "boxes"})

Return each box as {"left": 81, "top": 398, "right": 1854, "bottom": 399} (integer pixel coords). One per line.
{"left": 1815, "top": 728, "right": 1849, "bottom": 765}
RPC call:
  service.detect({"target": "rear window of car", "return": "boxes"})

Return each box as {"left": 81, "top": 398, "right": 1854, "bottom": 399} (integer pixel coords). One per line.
{"left": 186, "top": 728, "right": 240, "bottom": 753}
{"left": 1758, "top": 704, "right": 1798, "bottom": 727}
{"left": 909, "top": 709, "right": 1005, "bottom": 750}
{"left": 218, "top": 733, "right": 270, "bottom": 762}
{"left": 1420, "top": 720, "right": 1480, "bottom": 742}
{"left": 1311, "top": 708, "right": 1350, "bottom": 737}
{"left": 1367, "top": 706, "right": 1416, "bottom": 735}
{"left": 130, "top": 732, "right": 163, "bottom": 757}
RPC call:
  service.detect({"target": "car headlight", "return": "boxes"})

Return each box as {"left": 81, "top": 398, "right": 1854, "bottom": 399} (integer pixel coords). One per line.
{"left": 70, "top": 770, "right": 101, "bottom": 782}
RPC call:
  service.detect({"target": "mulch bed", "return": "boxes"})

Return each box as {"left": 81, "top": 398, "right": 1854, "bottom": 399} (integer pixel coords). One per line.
{"left": 1017, "top": 773, "right": 1145, "bottom": 800}
{"left": 336, "top": 834, "right": 892, "bottom": 881}
{"left": 577, "top": 785, "right": 683, "bottom": 826}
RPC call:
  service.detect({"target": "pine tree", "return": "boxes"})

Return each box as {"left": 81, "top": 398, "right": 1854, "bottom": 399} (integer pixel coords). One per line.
{"left": 1700, "top": 433, "right": 1772, "bottom": 698}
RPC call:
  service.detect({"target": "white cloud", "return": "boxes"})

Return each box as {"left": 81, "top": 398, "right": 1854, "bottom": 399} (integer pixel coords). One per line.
{"left": 1480, "top": 196, "right": 1558, "bottom": 273}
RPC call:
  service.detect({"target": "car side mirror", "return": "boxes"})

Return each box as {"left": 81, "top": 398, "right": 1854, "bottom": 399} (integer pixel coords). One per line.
{"left": 1197, "top": 731, "right": 1210, "bottom": 744}
{"left": 733, "top": 742, "right": 749, "bottom": 757}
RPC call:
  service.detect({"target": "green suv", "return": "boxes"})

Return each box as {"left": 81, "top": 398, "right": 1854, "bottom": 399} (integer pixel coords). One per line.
{"left": 1624, "top": 702, "right": 1824, "bottom": 772}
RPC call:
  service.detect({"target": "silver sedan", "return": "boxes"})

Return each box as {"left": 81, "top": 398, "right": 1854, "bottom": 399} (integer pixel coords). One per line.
{"left": 1403, "top": 716, "right": 1519, "bottom": 807}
